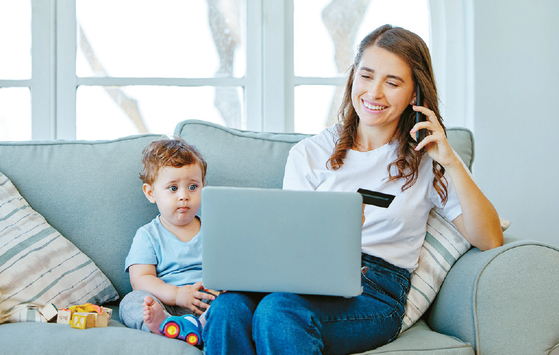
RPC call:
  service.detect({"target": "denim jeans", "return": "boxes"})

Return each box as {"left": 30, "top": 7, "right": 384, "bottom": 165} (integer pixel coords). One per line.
{"left": 202, "top": 253, "right": 411, "bottom": 355}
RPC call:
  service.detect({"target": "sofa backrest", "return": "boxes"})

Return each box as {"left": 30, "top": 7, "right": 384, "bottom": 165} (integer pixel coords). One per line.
{"left": 175, "top": 120, "right": 475, "bottom": 190}
{"left": 0, "top": 135, "right": 162, "bottom": 298}
{"left": 175, "top": 120, "right": 312, "bottom": 190}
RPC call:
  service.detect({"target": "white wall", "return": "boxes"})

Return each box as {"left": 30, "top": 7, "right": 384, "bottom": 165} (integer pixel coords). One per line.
{"left": 472, "top": 0, "right": 559, "bottom": 246}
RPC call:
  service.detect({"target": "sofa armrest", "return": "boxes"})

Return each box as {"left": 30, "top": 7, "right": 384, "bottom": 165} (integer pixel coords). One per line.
{"left": 426, "top": 237, "right": 559, "bottom": 355}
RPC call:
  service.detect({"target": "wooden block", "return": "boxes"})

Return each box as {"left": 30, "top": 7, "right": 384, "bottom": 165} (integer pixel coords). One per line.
{"left": 57, "top": 309, "right": 73, "bottom": 324}
{"left": 39, "top": 303, "right": 58, "bottom": 322}
{"left": 92, "top": 307, "right": 113, "bottom": 327}
{"left": 94, "top": 312, "right": 110, "bottom": 327}
{"left": 101, "top": 307, "right": 113, "bottom": 321}
{"left": 71, "top": 313, "right": 95, "bottom": 329}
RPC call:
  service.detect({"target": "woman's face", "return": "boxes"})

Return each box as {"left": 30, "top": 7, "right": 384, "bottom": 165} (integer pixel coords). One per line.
{"left": 351, "top": 45, "right": 415, "bottom": 134}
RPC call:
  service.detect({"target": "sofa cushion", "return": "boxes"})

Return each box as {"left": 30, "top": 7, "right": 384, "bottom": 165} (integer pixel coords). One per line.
{"left": 365, "top": 319, "right": 474, "bottom": 354}
{"left": 0, "top": 321, "right": 203, "bottom": 355}
{"left": 0, "top": 135, "right": 163, "bottom": 298}
{"left": 0, "top": 172, "right": 119, "bottom": 323}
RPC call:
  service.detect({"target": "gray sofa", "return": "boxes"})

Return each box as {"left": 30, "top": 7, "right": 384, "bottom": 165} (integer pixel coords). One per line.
{"left": 1, "top": 119, "right": 558, "bottom": 355}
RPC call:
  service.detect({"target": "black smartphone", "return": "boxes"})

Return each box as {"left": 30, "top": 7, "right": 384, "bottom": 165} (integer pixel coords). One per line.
{"left": 415, "top": 84, "right": 426, "bottom": 143}
{"left": 357, "top": 188, "right": 395, "bottom": 208}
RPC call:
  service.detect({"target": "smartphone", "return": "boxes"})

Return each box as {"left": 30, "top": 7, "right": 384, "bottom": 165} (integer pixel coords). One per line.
{"left": 357, "top": 188, "right": 395, "bottom": 208}
{"left": 415, "top": 84, "right": 427, "bottom": 143}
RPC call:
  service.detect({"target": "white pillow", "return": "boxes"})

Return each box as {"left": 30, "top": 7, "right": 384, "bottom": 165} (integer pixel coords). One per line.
{"left": 401, "top": 209, "right": 471, "bottom": 332}
{"left": 0, "top": 172, "right": 119, "bottom": 323}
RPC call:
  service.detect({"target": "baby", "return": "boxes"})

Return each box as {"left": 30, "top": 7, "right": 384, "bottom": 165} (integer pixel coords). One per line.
{"left": 119, "top": 137, "right": 215, "bottom": 334}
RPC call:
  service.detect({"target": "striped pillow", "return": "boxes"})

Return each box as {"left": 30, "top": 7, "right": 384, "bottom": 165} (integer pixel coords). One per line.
{"left": 401, "top": 209, "right": 471, "bottom": 332}
{"left": 0, "top": 172, "right": 119, "bottom": 324}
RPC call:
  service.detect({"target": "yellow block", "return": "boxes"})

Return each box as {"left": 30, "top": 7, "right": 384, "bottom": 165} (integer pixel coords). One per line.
{"left": 71, "top": 313, "right": 95, "bottom": 329}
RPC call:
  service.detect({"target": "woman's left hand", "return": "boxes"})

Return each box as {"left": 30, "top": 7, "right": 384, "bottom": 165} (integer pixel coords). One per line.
{"left": 410, "top": 105, "right": 460, "bottom": 169}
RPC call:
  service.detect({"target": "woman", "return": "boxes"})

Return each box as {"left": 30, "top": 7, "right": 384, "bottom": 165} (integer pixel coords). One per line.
{"left": 202, "top": 24, "right": 503, "bottom": 355}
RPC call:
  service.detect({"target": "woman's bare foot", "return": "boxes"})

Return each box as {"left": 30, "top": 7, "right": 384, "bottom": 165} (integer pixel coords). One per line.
{"left": 143, "top": 296, "right": 168, "bottom": 334}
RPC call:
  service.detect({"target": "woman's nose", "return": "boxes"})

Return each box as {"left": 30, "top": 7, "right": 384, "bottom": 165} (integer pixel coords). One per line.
{"left": 367, "top": 82, "right": 383, "bottom": 99}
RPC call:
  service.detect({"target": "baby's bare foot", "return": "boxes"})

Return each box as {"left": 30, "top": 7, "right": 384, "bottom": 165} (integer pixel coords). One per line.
{"left": 143, "top": 296, "right": 167, "bottom": 334}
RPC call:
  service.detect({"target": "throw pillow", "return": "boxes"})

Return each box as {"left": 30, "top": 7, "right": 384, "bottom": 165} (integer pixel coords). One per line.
{"left": 401, "top": 209, "right": 471, "bottom": 332}
{"left": 0, "top": 172, "right": 119, "bottom": 324}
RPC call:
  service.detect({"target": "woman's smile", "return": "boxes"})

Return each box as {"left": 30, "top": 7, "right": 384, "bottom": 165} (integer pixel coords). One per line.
{"left": 362, "top": 99, "right": 388, "bottom": 112}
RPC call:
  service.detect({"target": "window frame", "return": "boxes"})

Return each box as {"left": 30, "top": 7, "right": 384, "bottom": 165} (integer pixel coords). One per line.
{"left": 1, "top": 0, "right": 472, "bottom": 140}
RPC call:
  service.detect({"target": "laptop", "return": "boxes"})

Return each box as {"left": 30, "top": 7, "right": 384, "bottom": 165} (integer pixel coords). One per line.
{"left": 200, "top": 186, "right": 363, "bottom": 297}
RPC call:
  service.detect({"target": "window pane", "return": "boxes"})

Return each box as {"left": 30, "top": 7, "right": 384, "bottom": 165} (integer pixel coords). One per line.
{"left": 76, "top": 86, "right": 244, "bottom": 140}
{"left": 294, "top": 85, "right": 342, "bottom": 134}
{"left": 0, "top": 0, "right": 31, "bottom": 79}
{"left": 355, "top": 0, "right": 430, "bottom": 48}
{"left": 294, "top": 0, "right": 429, "bottom": 77}
{"left": 0, "top": 88, "right": 31, "bottom": 140}
{"left": 76, "top": 0, "right": 246, "bottom": 78}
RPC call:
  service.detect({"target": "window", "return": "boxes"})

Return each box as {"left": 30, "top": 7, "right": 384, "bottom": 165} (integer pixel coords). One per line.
{"left": 0, "top": 0, "right": 434, "bottom": 141}
{"left": 0, "top": 0, "right": 32, "bottom": 140}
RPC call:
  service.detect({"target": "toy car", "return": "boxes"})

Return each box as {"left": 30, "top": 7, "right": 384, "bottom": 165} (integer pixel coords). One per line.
{"left": 159, "top": 314, "right": 202, "bottom": 346}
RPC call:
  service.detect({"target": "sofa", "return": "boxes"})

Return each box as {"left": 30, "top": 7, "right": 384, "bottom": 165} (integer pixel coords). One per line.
{"left": 1, "top": 119, "right": 558, "bottom": 355}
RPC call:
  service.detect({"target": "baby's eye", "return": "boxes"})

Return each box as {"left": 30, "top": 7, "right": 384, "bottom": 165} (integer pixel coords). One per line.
{"left": 169, "top": 186, "right": 178, "bottom": 192}
{"left": 189, "top": 184, "right": 198, "bottom": 191}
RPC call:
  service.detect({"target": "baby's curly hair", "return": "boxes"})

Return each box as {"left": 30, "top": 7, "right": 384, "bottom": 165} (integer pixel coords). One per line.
{"left": 139, "top": 136, "right": 207, "bottom": 186}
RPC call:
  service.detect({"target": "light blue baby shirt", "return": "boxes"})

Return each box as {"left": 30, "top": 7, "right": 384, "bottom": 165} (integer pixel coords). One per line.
{"left": 124, "top": 216, "right": 203, "bottom": 286}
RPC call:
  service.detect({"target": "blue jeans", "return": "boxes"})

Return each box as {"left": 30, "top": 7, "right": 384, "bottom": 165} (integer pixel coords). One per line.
{"left": 203, "top": 253, "right": 411, "bottom": 355}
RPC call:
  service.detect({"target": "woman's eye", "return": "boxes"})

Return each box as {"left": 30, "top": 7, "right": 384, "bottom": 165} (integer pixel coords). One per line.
{"left": 387, "top": 81, "right": 398, "bottom": 87}
{"left": 169, "top": 186, "right": 178, "bottom": 192}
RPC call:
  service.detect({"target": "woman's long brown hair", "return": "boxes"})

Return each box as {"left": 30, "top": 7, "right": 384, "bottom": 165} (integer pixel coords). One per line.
{"left": 327, "top": 24, "right": 448, "bottom": 203}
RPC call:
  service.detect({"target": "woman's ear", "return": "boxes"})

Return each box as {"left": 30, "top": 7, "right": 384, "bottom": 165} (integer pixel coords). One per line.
{"left": 143, "top": 183, "right": 156, "bottom": 203}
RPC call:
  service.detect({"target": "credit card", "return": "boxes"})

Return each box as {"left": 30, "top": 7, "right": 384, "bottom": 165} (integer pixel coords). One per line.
{"left": 357, "top": 188, "right": 395, "bottom": 208}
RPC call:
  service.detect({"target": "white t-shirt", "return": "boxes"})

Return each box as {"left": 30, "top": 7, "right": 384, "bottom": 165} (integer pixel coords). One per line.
{"left": 282, "top": 124, "right": 462, "bottom": 272}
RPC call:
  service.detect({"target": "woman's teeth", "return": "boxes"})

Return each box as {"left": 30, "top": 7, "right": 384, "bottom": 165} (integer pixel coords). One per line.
{"left": 363, "top": 101, "right": 386, "bottom": 111}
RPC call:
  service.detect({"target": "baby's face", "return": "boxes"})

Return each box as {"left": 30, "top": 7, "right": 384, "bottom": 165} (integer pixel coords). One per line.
{"left": 147, "top": 164, "right": 203, "bottom": 229}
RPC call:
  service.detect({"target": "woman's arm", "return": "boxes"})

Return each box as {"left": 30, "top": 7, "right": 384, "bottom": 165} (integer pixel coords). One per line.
{"left": 411, "top": 106, "right": 503, "bottom": 250}
{"left": 445, "top": 163, "right": 503, "bottom": 250}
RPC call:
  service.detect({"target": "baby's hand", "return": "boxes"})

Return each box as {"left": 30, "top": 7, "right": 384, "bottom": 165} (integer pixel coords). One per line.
{"left": 175, "top": 281, "right": 216, "bottom": 315}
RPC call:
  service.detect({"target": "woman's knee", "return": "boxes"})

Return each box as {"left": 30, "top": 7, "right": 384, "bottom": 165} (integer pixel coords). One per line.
{"left": 253, "top": 293, "right": 323, "bottom": 354}
{"left": 206, "top": 291, "right": 257, "bottom": 324}
{"left": 254, "top": 293, "right": 317, "bottom": 329}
